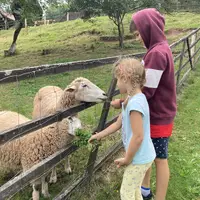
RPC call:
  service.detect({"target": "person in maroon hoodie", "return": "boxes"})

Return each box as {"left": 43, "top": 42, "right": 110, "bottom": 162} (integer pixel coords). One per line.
{"left": 111, "top": 8, "right": 177, "bottom": 200}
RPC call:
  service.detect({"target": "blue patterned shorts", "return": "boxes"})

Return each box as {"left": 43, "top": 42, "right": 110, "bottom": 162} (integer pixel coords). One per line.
{"left": 152, "top": 137, "right": 169, "bottom": 159}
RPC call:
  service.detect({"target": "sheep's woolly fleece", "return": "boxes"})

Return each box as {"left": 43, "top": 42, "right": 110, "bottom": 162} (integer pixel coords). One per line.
{"left": 0, "top": 111, "right": 73, "bottom": 172}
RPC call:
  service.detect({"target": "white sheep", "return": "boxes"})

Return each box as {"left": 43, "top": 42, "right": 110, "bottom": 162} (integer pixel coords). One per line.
{"left": 32, "top": 77, "right": 107, "bottom": 118}
{"left": 0, "top": 111, "right": 80, "bottom": 199}
{"left": 0, "top": 77, "right": 107, "bottom": 200}
{"left": 0, "top": 111, "right": 30, "bottom": 173}
{"left": 32, "top": 77, "right": 107, "bottom": 182}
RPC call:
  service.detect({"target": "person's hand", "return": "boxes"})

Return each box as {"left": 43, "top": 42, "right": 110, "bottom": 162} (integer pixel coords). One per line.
{"left": 114, "top": 157, "right": 131, "bottom": 168}
{"left": 111, "top": 99, "right": 123, "bottom": 109}
{"left": 88, "top": 133, "right": 101, "bottom": 143}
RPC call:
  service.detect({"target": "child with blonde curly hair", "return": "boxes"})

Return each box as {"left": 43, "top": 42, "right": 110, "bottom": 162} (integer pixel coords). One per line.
{"left": 88, "top": 58, "right": 156, "bottom": 200}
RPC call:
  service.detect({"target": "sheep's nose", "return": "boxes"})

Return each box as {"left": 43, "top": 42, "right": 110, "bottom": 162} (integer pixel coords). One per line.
{"left": 103, "top": 93, "right": 107, "bottom": 96}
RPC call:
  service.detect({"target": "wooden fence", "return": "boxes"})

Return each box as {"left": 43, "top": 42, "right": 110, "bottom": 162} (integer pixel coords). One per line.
{"left": 0, "top": 27, "right": 200, "bottom": 199}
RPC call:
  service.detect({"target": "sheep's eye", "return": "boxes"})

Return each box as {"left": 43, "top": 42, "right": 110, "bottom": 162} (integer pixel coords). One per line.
{"left": 82, "top": 84, "right": 88, "bottom": 88}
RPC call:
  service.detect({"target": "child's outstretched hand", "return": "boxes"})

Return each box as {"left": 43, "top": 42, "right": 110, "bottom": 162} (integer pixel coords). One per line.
{"left": 111, "top": 99, "right": 123, "bottom": 109}
{"left": 88, "top": 133, "right": 100, "bottom": 144}
{"left": 114, "top": 158, "right": 130, "bottom": 168}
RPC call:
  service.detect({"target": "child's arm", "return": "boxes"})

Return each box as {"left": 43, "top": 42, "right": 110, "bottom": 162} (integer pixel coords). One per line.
{"left": 115, "top": 111, "right": 144, "bottom": 167}
{"left": 88, "top": 114, "right": 122, "bottom": 143}
{"left": 111, "top": 99, "right": 125, "bottom": 109}
{"left": 143, "top": 51, "right": 166, "bottom": 100}
{"left": 111, "top": 95, "right": 129, "bottom": 109}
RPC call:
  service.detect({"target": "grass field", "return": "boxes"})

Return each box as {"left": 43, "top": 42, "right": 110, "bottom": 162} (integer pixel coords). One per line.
{"left": 0, "top": 12, "right": 200, "bottom": 70}
{"left": 69, "top": 65, "right": 200, "bottom": 200}
{"left": 0, "top": 11, "right": 200, "bottom": 200}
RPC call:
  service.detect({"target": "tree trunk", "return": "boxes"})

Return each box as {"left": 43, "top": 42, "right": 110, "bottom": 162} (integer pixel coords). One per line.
{"left": 5, "top": 20, "right": 23, "bottom": 57}
{"left": 117, "top": 17, "right": 124, "bottom": 48}
{"left": 121, "top": 20, "right": 124, "bottom": 47}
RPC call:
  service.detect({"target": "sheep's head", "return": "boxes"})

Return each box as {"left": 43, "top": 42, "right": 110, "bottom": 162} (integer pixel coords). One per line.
{"left": 67, "top": 116, "right": 82, "bottom": 136}
{"left": 64, "top": 77, "right": 107, "bottom": 104}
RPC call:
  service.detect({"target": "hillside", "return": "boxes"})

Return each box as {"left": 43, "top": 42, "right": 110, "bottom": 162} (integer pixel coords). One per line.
{"left": 0, "top": 12, "right": 200, "bottom": 70}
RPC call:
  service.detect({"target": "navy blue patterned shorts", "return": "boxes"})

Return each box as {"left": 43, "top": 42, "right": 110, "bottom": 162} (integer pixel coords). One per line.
{"left": 152, "top": 137, "right": 169, "bottom": 159}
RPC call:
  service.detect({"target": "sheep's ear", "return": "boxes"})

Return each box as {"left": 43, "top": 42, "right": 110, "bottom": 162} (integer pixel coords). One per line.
{"left": 66, "top": 85, "right": 76, "bottom": 92}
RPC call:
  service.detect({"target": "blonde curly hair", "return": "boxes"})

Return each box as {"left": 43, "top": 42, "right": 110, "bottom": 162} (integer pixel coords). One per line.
{"left": 114, "top": 58, "right": 146, "bottom": 89}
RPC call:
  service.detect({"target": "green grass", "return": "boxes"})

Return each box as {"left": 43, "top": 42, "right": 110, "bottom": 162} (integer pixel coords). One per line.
{"left": 66, "top": 65, "right": 200, "bottom": 200}
{"left": 0, "top": 11, "right": 200, "bottom": 200}
{"left": 0, "top": 63, "right": 199, "bottom": 200}
{"left": 0, "top": 64, "right": 122, "bottom": 200}
{"left": 0, "top": 65, "right": 113, "bottom": 117}
{"left": 0, "top": 12, "right": 200, "bottom": 70}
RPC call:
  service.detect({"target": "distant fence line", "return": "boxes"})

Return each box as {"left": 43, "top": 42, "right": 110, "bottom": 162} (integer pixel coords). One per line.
{"left": 0, "top": 11, "right": 85, "bottom": 30}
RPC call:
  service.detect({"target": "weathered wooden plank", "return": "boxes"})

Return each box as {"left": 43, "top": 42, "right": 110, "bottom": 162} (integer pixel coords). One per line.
{"left": 174, "top": 42, "right": 200, "bottom": 76}
{"left": 170, "top": 28, "right": 200, "bottom": 49}
{"left": 0, "top": 87, "right": 120, "bottom": 146}
{"left": 176, "top": 40, "right": 186, "bottom": 87}
{"left": 175, "top": 59, "right": 190, "bottom": 76}
{"left": 93, "top": 140, "right": 123, "bottom": 173}
{"left": 0, "top": 102, "right": 96, "bottom": 145}
{"left": 189, "top": 36, "right": 200, "bottom": 49}
{"left": 112, "top": 89, "right": 120, "bottom": 97}
{"left": 0, "top": 53, "right": 145, "bottom": 84}
{"left": 174, "top": 52, "right": 182, "bottom": 63}
{"left": 54, "top": 140, "right": 123, "bottom": 200}
{"left": 186, "top": 38, "right": 194, "bottom": 69}
{"left": 0, "top": 115, "right": 118, "bottom": 199}
{"left": 0, "top": 144, "right": 78, "bottom": 200}
{"left": 0, "top": 28, "right": 199, "bottom": 84}
{"left": 175, "top": 44, "right": 200, "bottom": 76}
{"left": 85, "top": 76, "right": 117, "bottom": 181}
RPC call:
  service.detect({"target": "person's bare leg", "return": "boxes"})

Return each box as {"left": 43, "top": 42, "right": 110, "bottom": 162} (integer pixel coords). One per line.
{"left": 142, "top": 167, "right": 152, "bottom": 188}
{"left": 155, "top": 158, "right": 170, "bottom": 200}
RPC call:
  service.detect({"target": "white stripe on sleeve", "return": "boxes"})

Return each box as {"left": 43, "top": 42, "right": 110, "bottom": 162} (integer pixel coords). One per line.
{"left": 141, "top": 60, "right": 145, "bottom": 66}
{"left": 144, "top": 68, "right": 164, "bottom": 88}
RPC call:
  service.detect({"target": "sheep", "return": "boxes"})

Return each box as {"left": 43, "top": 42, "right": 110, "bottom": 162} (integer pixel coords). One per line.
{"left": 32, "top": 77, "right": 107, "bottom": 118}
{"left": 0, "top": 111, "right": 81, "bottom": 199}
{"left": 32, "top": 77, "right": 107, "bottom": 182}
{"left": 0, "top": 77, "right": 107, "bottom": 200}
{"left": 0, "top": 111, "right": 30, "bottom": 174}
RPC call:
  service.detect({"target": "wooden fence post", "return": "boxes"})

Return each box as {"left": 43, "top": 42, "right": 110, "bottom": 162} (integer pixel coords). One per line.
{"left": 186, "top": 38, "right": 193, "bottom": 70}
{"left": 176, "top": 40, "right": 186, "bottom": 91}
{"left": 24, "top": 18, "right": 27, "bottom": 28}
{"left": 66, "top": 12, "right": 69, "bottom": 21}
{"left": 84, "top": 76, "right": 117, "bottom": 181}
{"left": 24, "top": 18, "right": 28, "bottom": 34}
{"left": 191, "top": 33, "right": 197, "bottom": 66}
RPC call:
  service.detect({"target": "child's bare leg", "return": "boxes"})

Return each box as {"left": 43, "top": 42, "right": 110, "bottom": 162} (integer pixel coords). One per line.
{"left": 155, "top": 158, "right": 170, "bottom": 200}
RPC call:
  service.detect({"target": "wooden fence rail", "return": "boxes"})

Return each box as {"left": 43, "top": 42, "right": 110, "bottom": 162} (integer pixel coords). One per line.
{"left": 0, "top": 53, "right": 145, "bottom": 84}
{"left": 0, "top": 102, "right": 96, "bottom": 145}
{"left": 0, "top": 27, "right": 200, "bottom": 200}
{"left": 0, "top": 116, "right": 119, "bottom": 200}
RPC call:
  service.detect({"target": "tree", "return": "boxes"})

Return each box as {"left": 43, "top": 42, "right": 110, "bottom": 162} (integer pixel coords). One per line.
{"left": 69, "top": 0, "right": 174, "bottom": 48}
{"left": 0, "top": 0, "right": 43, "bottom": 56}
{"left": 69, "top": 0, "right": 139, "bottom": 48}
{"left": 46, "top": 2, "right": 69, "bottom": 19}
{"left": 102, "top": 0, "right": 136, "bottom": 48}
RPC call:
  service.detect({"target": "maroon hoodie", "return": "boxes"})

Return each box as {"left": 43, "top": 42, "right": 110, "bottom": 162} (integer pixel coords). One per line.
{"left": 132, "top": 8, "right": 177, "bottom": 125}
